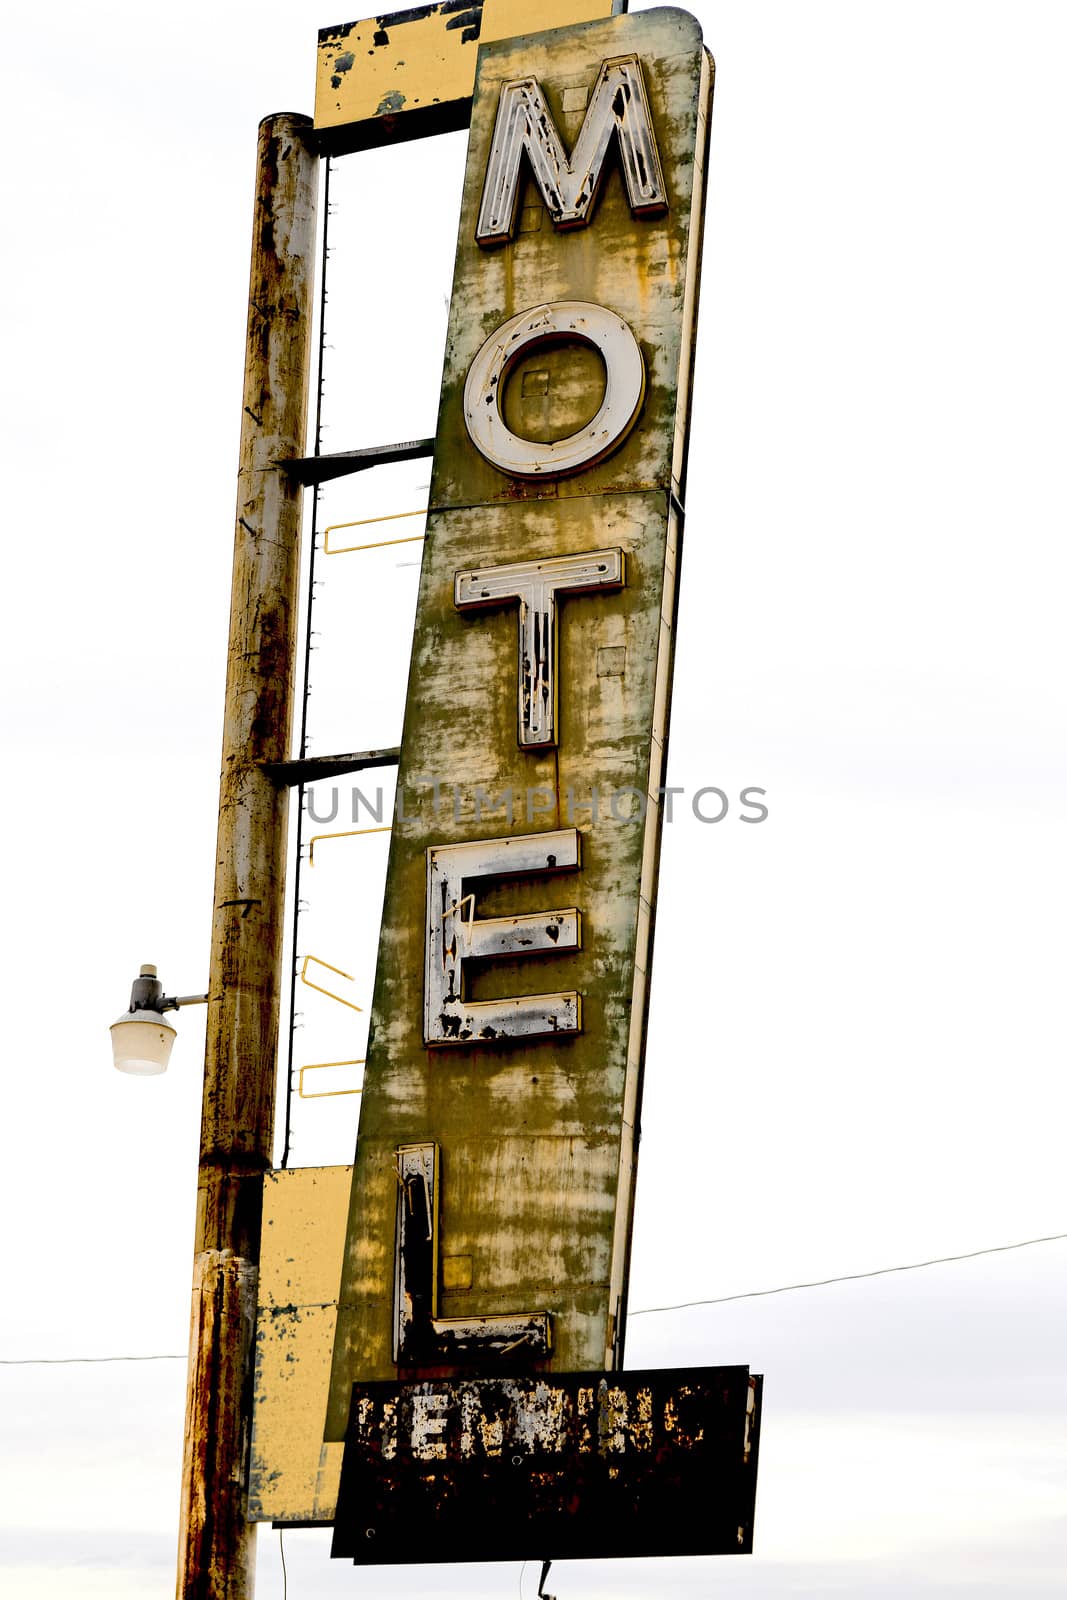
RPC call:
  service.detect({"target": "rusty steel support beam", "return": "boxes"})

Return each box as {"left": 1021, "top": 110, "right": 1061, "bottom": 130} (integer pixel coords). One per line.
{"left": 176, "top": 113, "right": 318, "bottom": 1600}
{"left": 262, "top": 746, "right": 401, "bottom": 786}
{"left": 280, "top": 438, "right": 434, "bottom": 486}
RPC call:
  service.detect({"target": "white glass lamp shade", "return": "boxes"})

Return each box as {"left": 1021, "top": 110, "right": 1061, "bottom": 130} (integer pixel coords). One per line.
{"left": 110, "top": 1009, "right": 177, "bottom": 1076}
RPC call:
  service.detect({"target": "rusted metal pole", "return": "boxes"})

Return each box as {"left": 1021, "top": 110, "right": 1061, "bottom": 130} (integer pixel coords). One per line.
{"left": 176, "top": 112, "right": 317, "bottom": 1600}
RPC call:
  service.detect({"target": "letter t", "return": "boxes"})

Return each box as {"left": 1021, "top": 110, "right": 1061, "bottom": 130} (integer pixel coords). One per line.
{"left": 455, "top": 548, "right": 624, "bottom": 749}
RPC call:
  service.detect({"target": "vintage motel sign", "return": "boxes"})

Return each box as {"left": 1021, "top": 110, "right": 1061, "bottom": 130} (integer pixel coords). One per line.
{"left": 326, "top": 4, "right": 716, "bottom": 1429}
{"left": 250, "top": 3, "right": 763, "bottom": 1556}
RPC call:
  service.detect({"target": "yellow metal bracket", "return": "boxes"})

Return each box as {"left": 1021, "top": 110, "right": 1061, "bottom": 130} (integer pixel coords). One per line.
{"left": 308, "top": 824, "right": 392, "bottom": 866}
{"left": 298, "top": 1060, "right": 365, "bottom": 1100}
{"left": 299, "top": 954, "right": 363, "bottom": 1011}
{"left": 323, "top": 508, "right": 427, "bottom": 557}
{"left": 442, "top": 893, "right": 477, "bottom": 941}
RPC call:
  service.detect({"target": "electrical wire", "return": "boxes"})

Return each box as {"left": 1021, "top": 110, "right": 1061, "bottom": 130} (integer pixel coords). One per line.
{"left": 0, "top": 1352, "right": 186, "bottom": 1365}
{"left": 279, "top": 1526, "right": 288, "bottom": 1600}
{"left": 627, "top": 1230, "right": 1067, "bottom": 1316}
{"left": 2, "top": 1230, "right": 1063, "bottom": 1365}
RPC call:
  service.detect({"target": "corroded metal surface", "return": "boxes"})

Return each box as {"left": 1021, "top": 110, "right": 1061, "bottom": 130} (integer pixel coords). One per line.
{"left": 315, "top": 0, "right": 618, "bottom": 152}
{"left": 332, "top": 1368, "right": 762, "bottom": 1562}
{"left": 326, "top": 8, "right": 713, "bottom": 1441}
{"left": 429, "top": 8, "right": 713, "bottom": 512}
{"left": 424, "top": 830, "right": 582, "bottom": 1043}
{"left": 393, "top": 1143, "right": 553, "bottom": 1361}
{"left": 475, "top": 52, "right": 666, "bottom": 243}
{"left": 462, "top": 303, "right": 645, "bottom": 478}
{"left": 454, "top": 549, "right": 625, "bottom": 745}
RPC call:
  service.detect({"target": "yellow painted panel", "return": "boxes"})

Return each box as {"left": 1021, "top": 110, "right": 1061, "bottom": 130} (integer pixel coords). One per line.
{"left": 483, "top": 0, "right": 619, "bottom": 41}
{"left": 249, "top": 1167, "right": 352, "bottom": 1524}
{"left": 315, "top": 0, "right": 616, "bottom": 146}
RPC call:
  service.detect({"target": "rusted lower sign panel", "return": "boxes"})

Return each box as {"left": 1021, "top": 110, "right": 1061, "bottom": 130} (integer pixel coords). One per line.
{"left": 332, "top": 1368, "right": 762, "bottom": 1563}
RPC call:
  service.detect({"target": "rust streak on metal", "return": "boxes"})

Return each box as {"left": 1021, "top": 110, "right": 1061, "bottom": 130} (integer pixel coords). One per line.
{"left": 332, "top": 1368, "right": 761, "bottom": 1563}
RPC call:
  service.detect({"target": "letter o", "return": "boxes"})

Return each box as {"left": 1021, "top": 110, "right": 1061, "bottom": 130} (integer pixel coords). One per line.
{"left": 692, "top": 787, "right": 729, "bottom": 824}
{"left": 463, "top": 300, "right": 645, "bottom": 479}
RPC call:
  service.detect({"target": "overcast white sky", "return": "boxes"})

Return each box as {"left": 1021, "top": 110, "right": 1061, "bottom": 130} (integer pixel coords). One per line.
{"left": 2, "top": 1, "right": 1066, "bottom": 1596}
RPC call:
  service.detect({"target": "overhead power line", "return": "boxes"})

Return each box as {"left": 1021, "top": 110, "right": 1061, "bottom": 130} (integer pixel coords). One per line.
{"left": 627, "top": 1230, "right": 1067, "bottom": 1316}
{"left": 0, "top": 1351, "right": 186, "bottom": 1366}
{"left": 1, "top": 1230, "right": 1064, "bottom": 1366}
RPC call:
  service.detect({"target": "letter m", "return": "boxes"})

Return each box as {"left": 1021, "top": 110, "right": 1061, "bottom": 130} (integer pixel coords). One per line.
{"left": 476, "top": 54, "right": 667, "bottom": 247}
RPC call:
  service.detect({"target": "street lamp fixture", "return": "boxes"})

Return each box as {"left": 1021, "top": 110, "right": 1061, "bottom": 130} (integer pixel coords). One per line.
{"left": 110, "top": 963, "right": 208, "bottom": 1076}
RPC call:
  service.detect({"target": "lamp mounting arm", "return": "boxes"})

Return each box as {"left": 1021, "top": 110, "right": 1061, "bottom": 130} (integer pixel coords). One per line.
{"left": 125, "top": 965, "right": 207, "bottom": 1015}
{"left": 161, "top": 993, "right": 209, "bottom": 1013}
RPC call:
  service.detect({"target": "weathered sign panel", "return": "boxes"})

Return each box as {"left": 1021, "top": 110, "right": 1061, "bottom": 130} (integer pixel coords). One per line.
{"left": 325, "top": 5, "right": 715, "bottom": 1440}
{"left": 249, "top": 1168, "right": 351, "bottom": 1523}
{"left": 332, "top": 1368, "right": 762, "bottom": 1562}
{"left": 316, "top": 0, "right": 620, "bottom": 152}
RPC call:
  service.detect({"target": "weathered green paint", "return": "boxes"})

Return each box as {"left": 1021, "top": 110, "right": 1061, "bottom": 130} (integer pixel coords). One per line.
{"left": 431, "top": 8, "right": 712, "bottom": 510}
{"left": 326, "top": 8, "right": 712, "bottom": 1440}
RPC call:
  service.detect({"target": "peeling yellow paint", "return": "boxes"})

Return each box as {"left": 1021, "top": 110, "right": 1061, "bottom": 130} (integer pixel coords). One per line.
{"left": 249, "top": 1166, "right": 352, "bottom": 1523}
{"left": 315, "top": 0, "right": 616, "bottom": 148}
